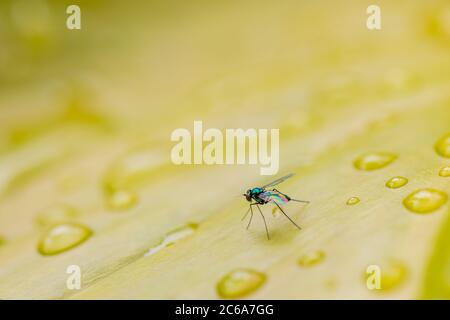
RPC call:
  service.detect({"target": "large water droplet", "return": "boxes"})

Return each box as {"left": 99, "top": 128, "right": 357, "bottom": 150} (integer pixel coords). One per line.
{"left": 36, "top": 204, "right": 78, "bottom": 227}
{"left": 144, "top": 223, "right": 198, "bottom": 257}
{"left": 346, "top": 197, "right": 360, "bottom": 205}
{"left": 438, "top": 166, "right": 450, "bottom": 177}
{"left": 216, "top": 269, "right": 266, "bottom": 299}
{"left": 427, "top": 6, "right": 450, "bottom": 39}
{"left": 298, "top": 250, "right": 326, "bottom": 267}
{"left": 353, "top": 152, "right": 397, "bottom": 171}
{"left": 385, "top": 176, "right": 408, "bottom": 189}
{"left": 37, "top": 223, "right": 92, "bottom": 256}
{"left": 106, "top": 190, "right": 138, "bottom": 211}
{"left": 435, "top": 133, "right": 450, "bottom": 158}
{"left": 403, "top": 188, "right": 448, "bottom": 214}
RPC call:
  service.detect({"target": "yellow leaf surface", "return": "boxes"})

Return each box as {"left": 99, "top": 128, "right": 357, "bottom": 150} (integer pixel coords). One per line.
{"left": 0, "top": 0, "right": 449, "bottom": 299}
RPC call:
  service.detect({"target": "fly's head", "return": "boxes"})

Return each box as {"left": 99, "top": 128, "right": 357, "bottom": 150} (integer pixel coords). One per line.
{"left": 244, "top": 189, "right": 252, "bottom": 202}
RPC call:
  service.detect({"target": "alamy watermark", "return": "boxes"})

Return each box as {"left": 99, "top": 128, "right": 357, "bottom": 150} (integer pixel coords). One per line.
{"left": 366, "top": 5, "right": 381, "bottom": 30}
{"left": 66, "top": 5, "right": 81, "bottom": 30}
{"left": 66, "top": 265, "right": 81, "bottom": 290}
{"left": 64, "top": 5, "right": 380, "bottom": 32}
{"left": 170, "top": 121, "right": 279, "bottom": 175}
{"left": 366, "top": 264, "right": 381, "bottom": 290}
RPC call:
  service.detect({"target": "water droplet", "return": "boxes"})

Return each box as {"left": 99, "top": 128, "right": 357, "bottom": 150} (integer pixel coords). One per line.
{"left": 403, "top": 188, "right": 448, "bottom": 214}
{"left": 216, "top": 269, "right": 266, "bottom": 299}
{"left": 271, "top": 206, "right": 280, "bottom": 217}
{"left": 37, "top": 223, "right": 92, "bottom": 256}
{"left": 103, "top": 145, "right": 165, "bottom": 194}
{"left": 144, "top": 223, "right": 198, "bottom": 257}
{"left": 346, "top": 197, "right": 360, "bottom": 205}
{"left": 380, "top": 261, "right": 408, "bottom": 291}
{"left": 427, "top": 6, "right": 450, "bottom": 39}
{"left": 385, "top": 176, "right": 408, "bottom": 189}
{"left": 353, "top": 152, "right": 397, "bottom": 171}
{"left": 298, "top": 250, "right": 326, "bottom": 267}
{"left": 325, "top": 278, "right": 338, "bottom": 290}
{"left": 0, "top": 236, "right": 6, "bottom": 246}
{"left": 106, "top": 190, "right": 138, "bottom": 211}
{"left": 439, "top": 166, "right": 450, "bottom": 177}
{"left": 435, "top": 133, "right": 450, "bottom": 158}
{"left": 36, "top": 204, "right": 78, "bottom": 227}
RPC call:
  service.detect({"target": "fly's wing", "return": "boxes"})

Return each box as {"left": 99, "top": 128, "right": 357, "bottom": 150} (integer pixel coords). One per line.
{"left": 258, "top": 191, "right": 290, "bottom": 205}
{"left": 262, "top": 173, "right": 295, "bottom": 188}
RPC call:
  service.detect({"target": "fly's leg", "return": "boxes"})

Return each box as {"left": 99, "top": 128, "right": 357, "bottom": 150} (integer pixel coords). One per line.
{"left": 274, "top": 202, "right": 302, "bottom": 230}
{"left": 247, "top": 204, "right": 254, "bottom": 230}
{"left": 272, "top": 188, "right": 310, "bottom": 204}
{"left": 272, "top": 188, "right": 291, "bottom": 200}
{"left": 242, "top": 203, "right": 254, "bottom": 229}
{"left": 241, "top": 206, "right": 251, "bottom": 221}
{"left": 256, "top": 204, "right": 270, "bottom": 240}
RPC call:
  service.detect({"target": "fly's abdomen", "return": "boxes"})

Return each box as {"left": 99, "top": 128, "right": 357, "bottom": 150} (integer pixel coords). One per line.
{"left": 259, "top": 191, "right": 290, "bottom": 205}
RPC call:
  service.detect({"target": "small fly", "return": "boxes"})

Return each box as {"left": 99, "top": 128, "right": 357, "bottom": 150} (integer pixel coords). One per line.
{"left": 242, "top": 173, "right": 309, "bottom": 239}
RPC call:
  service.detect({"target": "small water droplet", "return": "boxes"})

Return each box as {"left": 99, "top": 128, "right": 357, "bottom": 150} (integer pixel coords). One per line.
{"left": 37, "top": 223, "right": 92, "bottom": 256}
{"left": 353, "top": 152, "right": 397, "bottom": 171}
{"left": 107, "top": 190, "right": 138, "bottom": 211}
{"left": 435, "top": 133, "right": 450, "bottom": 158}
{"left": 36, "top": 204, "right": 78, "bottom": 227}
{"left": 144, "top": 223, "right": 198, "bottom": 257}
{"left": 385, "top": 176, "right": 408, "bottom": 189}
{"left": 346, "top": 197, "right": 360, "bottom": 205}
{"left": 438, "top": 166, "right": 450, "bottom": 177}
{"left": 271, "top": 206, "right": 280, "bottom": 217}
{"left": 403, "top": 188, "right": 448, "bottom": 214}
{"left": 216, "top": 269, "right": 266, "bottom": 299}
{"left": 325, "top": 278, "right": 338, "bottom": 290}
{"left": 298, "top": 250, "right": 326, "bottom": 267}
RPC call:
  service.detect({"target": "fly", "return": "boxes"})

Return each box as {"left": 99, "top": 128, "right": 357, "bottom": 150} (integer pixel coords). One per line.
{"left": 242, "top": 173, "right": 309, "bottom": 239}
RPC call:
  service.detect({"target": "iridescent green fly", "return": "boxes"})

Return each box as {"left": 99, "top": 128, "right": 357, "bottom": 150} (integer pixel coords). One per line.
{"left": 242, "top": 173, "right": 309, "bottom": 239}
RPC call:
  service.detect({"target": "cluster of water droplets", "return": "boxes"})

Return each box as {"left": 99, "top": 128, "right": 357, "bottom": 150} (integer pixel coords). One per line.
{"left": 11, "top": 129, "right": 448, "bottom": 298}
{"left": 343, "top": 133, "right": 449, "bottom": 292}
{"left": 32, "top": 145, "right": 166, "bottom": 256}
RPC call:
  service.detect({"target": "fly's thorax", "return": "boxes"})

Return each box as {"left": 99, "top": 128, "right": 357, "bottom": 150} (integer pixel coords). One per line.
{"left": 251, "top": 187, "right": 264, "bottom": 195}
